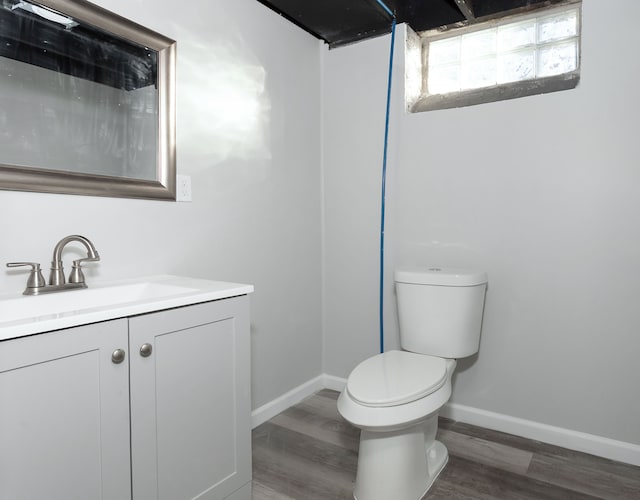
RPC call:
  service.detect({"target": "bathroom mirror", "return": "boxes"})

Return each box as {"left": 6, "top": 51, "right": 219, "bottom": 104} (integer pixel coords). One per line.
{"left": 0, "top": 0, "right": 176, "bottom": 200}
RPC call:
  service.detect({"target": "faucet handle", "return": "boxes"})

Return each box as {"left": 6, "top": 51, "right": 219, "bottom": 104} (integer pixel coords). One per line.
{"left": 69, "top": 256, "right": 100, "bottom": 284}
{"left": 6, "top": 262, "right": 47, "bottom": 289}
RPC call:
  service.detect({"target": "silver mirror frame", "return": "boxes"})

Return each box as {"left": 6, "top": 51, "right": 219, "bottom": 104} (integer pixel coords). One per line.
{"left": 0, "top": 0, "right": 177, "bottom": 200}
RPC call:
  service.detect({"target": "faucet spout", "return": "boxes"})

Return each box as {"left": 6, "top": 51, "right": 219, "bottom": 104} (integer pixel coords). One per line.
{"left": 50, "top": 235, "right": 100, "bottom": 286}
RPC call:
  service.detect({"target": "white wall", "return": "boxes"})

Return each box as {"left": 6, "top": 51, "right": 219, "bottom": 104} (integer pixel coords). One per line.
{"left": 0, "top": 0, "right": 323, "bottom": 410}
{"left": 3, "top": 0, "right": 639, "bottom": 451}
{"left": 322, "top": 0, "right": 640, "bottom": 446}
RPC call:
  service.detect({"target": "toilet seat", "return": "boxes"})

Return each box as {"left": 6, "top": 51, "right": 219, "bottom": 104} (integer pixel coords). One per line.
{"left": 346, "top": 350, "right": 447, "bottom": 408}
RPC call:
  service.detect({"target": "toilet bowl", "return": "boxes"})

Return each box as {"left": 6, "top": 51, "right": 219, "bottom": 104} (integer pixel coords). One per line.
{"left": 337, "top": 351, "right": 456, "bottom": 500}
{"left": 338, "top": 267, "right": 487, "bottom": 500}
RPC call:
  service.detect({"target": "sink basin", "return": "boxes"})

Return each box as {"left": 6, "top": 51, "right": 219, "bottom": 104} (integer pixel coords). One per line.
{"left": 0, "top": 275, "right": 254, "bottom": 341}
{"left": 0, "top": 282, "right": 197, "bottom": 324}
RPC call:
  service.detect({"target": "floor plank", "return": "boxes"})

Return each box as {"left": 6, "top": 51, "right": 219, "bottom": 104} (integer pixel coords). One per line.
{"left": 252, "top": 480, "right": 296, "bottom": 500}
{"left": 438, "top": 428, "right": 534, "bottom": 475}
{"left": 252, "top": 390, "right": 640, "bottom": 499}
{"left": 253, "top": 421, "right": 356, "bottom": 499}
{"left": 527, "top": 453, "right": 640, "bottom": 500}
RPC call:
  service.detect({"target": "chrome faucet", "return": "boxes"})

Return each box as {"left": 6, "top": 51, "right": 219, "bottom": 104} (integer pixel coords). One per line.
{"left": 6, "top": 235, "right": 100, "bottom": 295}
{"left": 49, "top": 234, "right": 100, "bottom": 286}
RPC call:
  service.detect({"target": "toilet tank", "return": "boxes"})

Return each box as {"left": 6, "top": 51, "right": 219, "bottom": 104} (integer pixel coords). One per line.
{"left": 395, "top": 267, "right": 487, "bottom": 358}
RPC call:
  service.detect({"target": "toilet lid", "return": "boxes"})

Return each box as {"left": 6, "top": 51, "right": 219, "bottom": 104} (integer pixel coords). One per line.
{"left": 346, "top": 350, "right": 448, "bottom": 408}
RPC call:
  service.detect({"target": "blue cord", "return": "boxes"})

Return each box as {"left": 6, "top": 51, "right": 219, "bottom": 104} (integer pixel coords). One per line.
{"left": 374, "top": 0, "right": 395, "bottom": 18}
{"left": 379, "top": 17, "right": 396, "bottom": 354}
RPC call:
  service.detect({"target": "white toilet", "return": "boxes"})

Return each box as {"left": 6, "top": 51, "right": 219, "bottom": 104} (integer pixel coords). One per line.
{"left": 337, "top": 267, "right": 487, "bottom": 500}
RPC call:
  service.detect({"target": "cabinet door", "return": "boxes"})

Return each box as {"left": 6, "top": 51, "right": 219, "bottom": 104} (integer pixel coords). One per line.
{"left": 129, "top": 296, "right": 251, "bottom": 500}
{"left": 0, "top": 320, "right": 131, "bottom": 500}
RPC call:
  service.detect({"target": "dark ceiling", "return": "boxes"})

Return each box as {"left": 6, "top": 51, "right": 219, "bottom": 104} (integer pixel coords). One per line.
{"left": 257, "top": 0, "right": 551, "bottom": 48}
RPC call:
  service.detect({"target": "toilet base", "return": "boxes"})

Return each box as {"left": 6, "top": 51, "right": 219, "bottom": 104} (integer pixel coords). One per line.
{"left": 352, "top": 413, "right": 448, "bottom": 500}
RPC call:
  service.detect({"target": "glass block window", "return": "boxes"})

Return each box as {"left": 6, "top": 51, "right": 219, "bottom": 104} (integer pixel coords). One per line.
{"left": 407, "top": 2, "right": 581, "bottom": 112}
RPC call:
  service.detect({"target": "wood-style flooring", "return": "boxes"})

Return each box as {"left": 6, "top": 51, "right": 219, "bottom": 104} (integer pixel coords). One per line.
{"left": 252, "top": 389, "right": 640, "bottom": 499}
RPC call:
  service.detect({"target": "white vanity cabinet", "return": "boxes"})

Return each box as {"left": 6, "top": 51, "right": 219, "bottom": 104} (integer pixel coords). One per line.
{"left": 0, "top": 294, "right": 251, "bottom": 500}
{"left": 129, "top": 296, "right": 251, "bottom": 500}
{"left": 0, "top": 319, "right": 132, "bottom": 500}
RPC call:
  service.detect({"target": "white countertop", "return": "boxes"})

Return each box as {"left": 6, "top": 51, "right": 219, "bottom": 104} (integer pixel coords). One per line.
{"left": 0, "top": 275, "right": 254, "bottom": 341}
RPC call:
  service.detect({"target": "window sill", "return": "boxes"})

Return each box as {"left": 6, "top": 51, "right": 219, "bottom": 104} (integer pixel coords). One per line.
{"left": 409, "top": 71, "right": 580, "bottom": 113}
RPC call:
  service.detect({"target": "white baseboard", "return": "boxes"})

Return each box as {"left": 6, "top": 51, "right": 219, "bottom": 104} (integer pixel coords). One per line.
{"left": 252, "top": 373, "right": 640, "bottom": 466}
{"left": 252, "top": 375, "right": 326, "bottom": 428}
{"left": 322, "top": 373, "right": 347, "bottom": 392}
{"left": 441, "top": 402, "right": 640, "bottom": 467}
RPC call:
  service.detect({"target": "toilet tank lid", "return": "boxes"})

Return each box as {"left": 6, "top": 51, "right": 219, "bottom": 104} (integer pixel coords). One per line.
{"left": 395, "top": 267, "right": 487, "bottom": 286}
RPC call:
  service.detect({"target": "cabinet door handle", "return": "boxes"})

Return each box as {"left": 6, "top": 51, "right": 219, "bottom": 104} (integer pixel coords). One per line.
{"left": 111, "top": 349, "right": 126, "bottom": 364}
{"left": 140, "top": 343, "right": 153, "bottom": 358}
